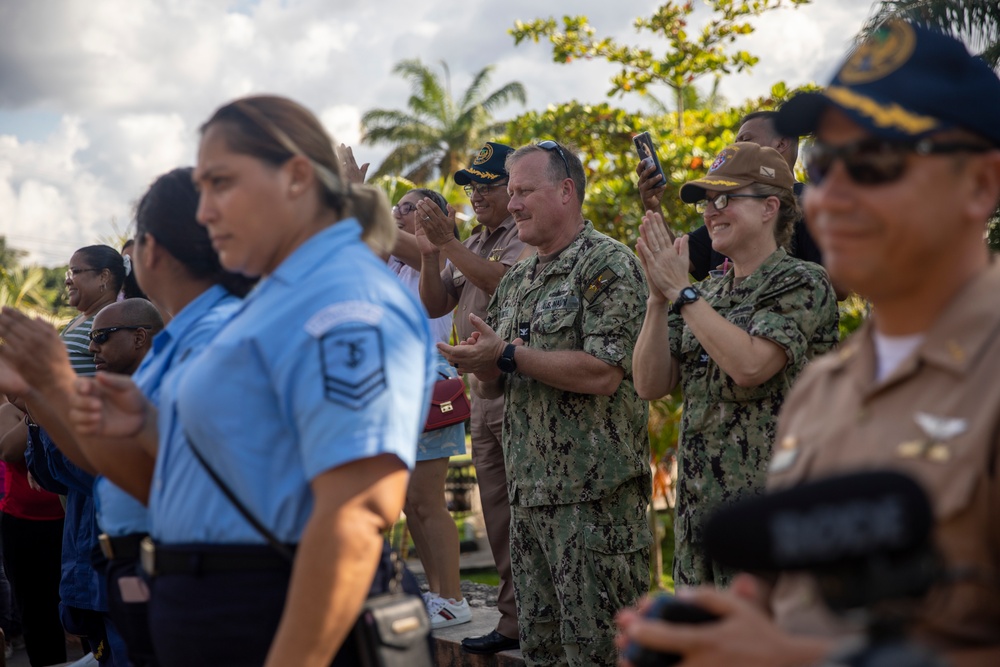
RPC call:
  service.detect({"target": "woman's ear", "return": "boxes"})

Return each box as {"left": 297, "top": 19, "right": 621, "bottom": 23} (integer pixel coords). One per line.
{"left": 285, "top": 155, "right": 315, "bottom": 198}
{"left": 762, "top": 195, "right": 781, "bottom": 223}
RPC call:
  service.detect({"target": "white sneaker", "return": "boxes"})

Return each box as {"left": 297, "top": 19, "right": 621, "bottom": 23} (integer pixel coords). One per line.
{"left": 421, "top": 591, "right": 439, "bottom": 607}
{"left": 427, "top": 596, "right": 472, "bottom": 629}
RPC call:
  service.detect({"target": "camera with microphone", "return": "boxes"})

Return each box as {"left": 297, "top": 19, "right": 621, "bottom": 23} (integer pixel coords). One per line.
{"left": 625, "top": 471, "right": 947, "bottom": 666}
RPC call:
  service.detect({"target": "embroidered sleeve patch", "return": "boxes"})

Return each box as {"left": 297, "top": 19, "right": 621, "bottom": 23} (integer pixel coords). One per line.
{"left": 584, "top": 267, "right": 620, "bottom": 304}
{"left": 319, "top": 323, "right": 386, "bottom": 409}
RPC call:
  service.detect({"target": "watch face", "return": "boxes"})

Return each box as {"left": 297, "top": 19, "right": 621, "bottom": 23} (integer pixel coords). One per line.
{"left": 682, "top": 287, "right": 698, "bottom": 301}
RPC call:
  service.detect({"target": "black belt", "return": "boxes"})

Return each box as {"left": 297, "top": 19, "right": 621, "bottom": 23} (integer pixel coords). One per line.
{"left": 141, "top": 539, "right": 295, "bottom": 577}
{"left": 98, "top": 532, "right": 147, "bottom": 561}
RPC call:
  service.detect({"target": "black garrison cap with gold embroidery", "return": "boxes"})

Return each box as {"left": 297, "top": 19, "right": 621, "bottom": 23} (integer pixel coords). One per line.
{"left": 775, "top": 20, "right": 1000, "bottom": 146}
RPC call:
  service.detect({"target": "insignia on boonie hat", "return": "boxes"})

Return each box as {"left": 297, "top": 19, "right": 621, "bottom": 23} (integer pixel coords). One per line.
{"left": 454, "top": 142, "right": 515, "bottom": 185}
{"left": 680, "top": 143, "right": 794, "bottom": 203}
{"left": 775, "top": 20, "right": 1000, "bottom": 146}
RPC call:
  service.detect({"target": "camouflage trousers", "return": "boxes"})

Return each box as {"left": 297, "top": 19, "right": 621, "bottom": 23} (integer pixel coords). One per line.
{"left": 509, "top": 478, "right": 651, "bottom": 667}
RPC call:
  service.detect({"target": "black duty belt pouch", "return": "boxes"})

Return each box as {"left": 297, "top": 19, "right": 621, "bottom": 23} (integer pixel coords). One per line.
{"left": 353, "top": 573, "right": 433, "bottom": 667}
{"left": 186, "top": 435, "right": 433, "bottom": 667}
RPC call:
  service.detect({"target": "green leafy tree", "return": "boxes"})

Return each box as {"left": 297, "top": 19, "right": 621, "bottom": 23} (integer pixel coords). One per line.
{"left": 510, "top": 0, "right": 809, "bottom": 131}
{"left": 861, "top": 0, "right": 1000, "bottom": 68}
{"left": 361, "top": 60, "right": 526, "bottom": 184}
{"left": 502, "top": 84, "right": 801, "bottom": 248}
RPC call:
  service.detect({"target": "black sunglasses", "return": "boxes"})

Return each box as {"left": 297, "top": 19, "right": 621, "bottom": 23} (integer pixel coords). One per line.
{"left": 805, "top": 137, "right": 993, "bottom": 186}
{"left": 89, "top": 326, "right": 153, "bottom": 345}
{"left": 538, "top": 140, "right": 571, "bottom": 178}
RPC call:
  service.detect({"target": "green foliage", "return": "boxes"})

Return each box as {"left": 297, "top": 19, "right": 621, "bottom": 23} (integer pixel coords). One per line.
{"left": 989, "top": 209, "right": 1000, "bottom": 252}
{"left": 511, "top": 0, "right": 809, "bottom": 129}
{"left": 838, "top": 293, "right": 871, "bottom": 340}
{"left": 361, "top": 60, "right": 526, "bottom": 184}
{"left": 500, "top": 83, "right": 806, "bottom": 248}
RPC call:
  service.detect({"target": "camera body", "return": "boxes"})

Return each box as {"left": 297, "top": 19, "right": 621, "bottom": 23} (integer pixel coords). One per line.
{"left": 623, "top": 594, "right": 719, "bottom": 667}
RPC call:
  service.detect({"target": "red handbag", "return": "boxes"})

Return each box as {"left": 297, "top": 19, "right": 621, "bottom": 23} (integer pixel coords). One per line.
{"left": 424, "top": 375, "right": 470, "bottom": 432}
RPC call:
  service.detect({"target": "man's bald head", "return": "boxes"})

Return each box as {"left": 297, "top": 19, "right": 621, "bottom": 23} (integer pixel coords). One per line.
{"left": 89, "top": 299, "right": 164, "bottom": 374}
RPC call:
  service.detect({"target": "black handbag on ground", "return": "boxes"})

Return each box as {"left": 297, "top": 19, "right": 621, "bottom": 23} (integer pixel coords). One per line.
{"left": 186, "top": 439, "right": 433, "bottom": 667}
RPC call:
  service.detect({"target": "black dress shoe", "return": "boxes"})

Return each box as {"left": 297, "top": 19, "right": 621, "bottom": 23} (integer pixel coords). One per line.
{"left": 461, "top": 629, "right": 520, "bottom": 654}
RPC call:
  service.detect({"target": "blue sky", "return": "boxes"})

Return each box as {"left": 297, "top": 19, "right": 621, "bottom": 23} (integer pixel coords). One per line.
{"left": 0, "top": 0, "right": 875, "bottom": 265}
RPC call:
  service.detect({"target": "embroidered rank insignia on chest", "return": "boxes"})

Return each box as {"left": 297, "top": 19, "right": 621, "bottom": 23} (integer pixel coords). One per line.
{"left": 319, "top": 323, "right": 387, "bottom": 409}
{"left": 584, "top": 267, "right": 620, "bottom": 304}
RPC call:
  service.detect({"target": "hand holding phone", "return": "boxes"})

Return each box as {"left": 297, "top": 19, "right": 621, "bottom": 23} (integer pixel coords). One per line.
{"left": 633, "top": 131, "right": 666, "bottom": 186}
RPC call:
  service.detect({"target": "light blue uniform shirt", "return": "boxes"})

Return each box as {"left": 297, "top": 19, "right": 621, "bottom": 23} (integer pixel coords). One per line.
{"left": 154, "top": 220, "right": 433, "bottom": 544}
{"left": 96, "top": 286, "right": 242, "bottom": 537}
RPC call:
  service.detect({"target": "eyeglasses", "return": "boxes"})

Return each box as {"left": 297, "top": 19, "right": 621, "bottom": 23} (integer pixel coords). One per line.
{"left": 89, "top": 326, "right": 153, "bottom": 345}
{"left": 538, "top": 141, "right": 571, "bottom": 178}
{"left": 65, "top": 267, "right": 100, "bottom": 281}
{"left": 392, "top": 202, "right": 417, "bottom": 216}
{"left": 804, "top": 137, "right": 994, "bottom": 186}
{"left": 695, "top": 193, "right": 770, "bottom": 213}
{"left": 463, "top": 181, "right": 508, "bottom": 198}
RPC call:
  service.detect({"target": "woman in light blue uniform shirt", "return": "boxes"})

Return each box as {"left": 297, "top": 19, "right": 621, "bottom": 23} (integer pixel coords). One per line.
{"left": 71, "top": 96, "right": 434, "bottom": 667}
{"left": 89, "top": 166, "right": 255, "bottom": 665}
{"left": 0, "top": 167, "right": 256, "bottom": 665}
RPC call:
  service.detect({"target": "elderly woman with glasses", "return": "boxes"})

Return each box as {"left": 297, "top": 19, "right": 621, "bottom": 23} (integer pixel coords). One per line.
{"left": 633, "top": 142, "right": 839, "bottom": 589}
{"left": 387, "top": 188, "right": 472, "bottom": 627}
{"left": 62, "top": 245, "right": 131, "bottom": 375}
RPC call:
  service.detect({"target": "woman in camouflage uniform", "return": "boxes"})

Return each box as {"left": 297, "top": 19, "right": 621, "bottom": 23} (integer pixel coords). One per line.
{"left": 633, "top": 142, "right": 839, "bottom": 588}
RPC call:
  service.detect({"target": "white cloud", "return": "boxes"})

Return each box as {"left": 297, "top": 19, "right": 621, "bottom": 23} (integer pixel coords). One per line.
{"left": 0, "top": 0, "right": 880, "bottom": 265}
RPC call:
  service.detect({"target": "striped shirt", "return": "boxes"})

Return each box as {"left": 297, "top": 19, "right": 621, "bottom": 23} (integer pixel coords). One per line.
{"left": 62, "top": 315, "right": 97, "bottom": 377}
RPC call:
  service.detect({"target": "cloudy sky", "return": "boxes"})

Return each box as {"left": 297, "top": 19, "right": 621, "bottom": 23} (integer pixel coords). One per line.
{"left": 0, "top": 0, "right": 876, "bottom": 266}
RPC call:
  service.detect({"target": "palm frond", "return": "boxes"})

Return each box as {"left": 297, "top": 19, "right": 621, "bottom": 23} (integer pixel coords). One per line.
{"left": 860, "top": 1, "right": 1000, "bottom": 68}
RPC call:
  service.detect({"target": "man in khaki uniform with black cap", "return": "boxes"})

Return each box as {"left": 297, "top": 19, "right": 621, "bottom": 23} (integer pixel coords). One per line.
{"left": 617, "top": 20, "right": 1000, "bottom": 667}
{"left": 416, "top": 142, "right": 526, "bottom": 654}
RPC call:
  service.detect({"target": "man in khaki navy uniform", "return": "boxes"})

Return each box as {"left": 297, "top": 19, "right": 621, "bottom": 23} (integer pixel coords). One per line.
{"left": 440, "top": 142, "right": 651, "bottom": 667}
{"left": 416, "top": 141, "right": 526, "bottom": 654}
{"left": 615, "top": 21, "right": 1000, "bottom": 667}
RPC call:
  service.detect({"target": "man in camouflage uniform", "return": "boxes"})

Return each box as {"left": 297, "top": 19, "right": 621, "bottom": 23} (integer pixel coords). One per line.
{"left": 440, "top": 142, "right": 651, "bottom": 666}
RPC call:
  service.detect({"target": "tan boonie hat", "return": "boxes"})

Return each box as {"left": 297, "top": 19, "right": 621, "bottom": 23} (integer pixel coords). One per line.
{"left": 679, "top": 142, "right": 794, "bottom": 203}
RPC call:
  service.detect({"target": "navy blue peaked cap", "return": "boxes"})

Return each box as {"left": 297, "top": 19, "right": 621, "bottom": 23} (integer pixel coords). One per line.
{"left": 454, "top": 142, "right": 515, "bottom": 185}
{"left": 776, "top": 20, "right": 1000, "bottom": 146}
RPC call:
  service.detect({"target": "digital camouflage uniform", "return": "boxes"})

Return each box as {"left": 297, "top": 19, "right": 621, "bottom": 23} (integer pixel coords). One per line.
{"left": 487, "top": 221, "right": 651, "bottom": 667}
{"left": 668, "top": 248, "right": 838, "bottom": 588}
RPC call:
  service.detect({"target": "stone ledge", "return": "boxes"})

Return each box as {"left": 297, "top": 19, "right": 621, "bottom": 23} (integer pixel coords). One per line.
{"left": 430, "top": 605, "right": 524, "bottom": 667}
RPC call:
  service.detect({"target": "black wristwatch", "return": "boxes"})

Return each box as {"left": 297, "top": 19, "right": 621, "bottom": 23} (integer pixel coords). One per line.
{"left": 496, "top": 343, "right": 518, "bottom": 373}
{"left": 671, "top": 286, "right": 701, "bottom": 315}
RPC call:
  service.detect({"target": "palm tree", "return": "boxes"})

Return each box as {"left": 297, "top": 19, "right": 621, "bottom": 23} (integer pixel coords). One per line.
{"left": 860, "top": 1, "right": 1000, "bottom": 68}
{"left": 0, "top": 265, "right": 52, "bottom": 316}
{"left": 361, "top": 59, "right": 526, "bottom": 183}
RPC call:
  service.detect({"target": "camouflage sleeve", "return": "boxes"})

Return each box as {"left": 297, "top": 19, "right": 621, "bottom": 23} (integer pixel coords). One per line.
{"left": 579, "top": 242, "right": 649, "bottom": 374}
{"left": 668, "top": 311, "right": 684, "bottom": 360}
{"left": 747, "top": 263, "right": 840, "bottom": 367}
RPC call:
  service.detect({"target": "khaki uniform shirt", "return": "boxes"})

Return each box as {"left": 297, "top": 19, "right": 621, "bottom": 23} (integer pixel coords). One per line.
{"left": 669, "top": 248, "right": 839, "bottom": 551}
{"left": 769, "top": 262, "right": 1000, "bottom": 666}
{"left": 442, "top": 216, "right": 525, "bottom": 340}
{"left": 488, "top": 222, "right": 650, "bottom": 506}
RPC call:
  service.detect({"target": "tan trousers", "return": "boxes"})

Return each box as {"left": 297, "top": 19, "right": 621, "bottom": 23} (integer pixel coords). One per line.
{"left": 469, "top": 392, "right": 518, "bottom": 638}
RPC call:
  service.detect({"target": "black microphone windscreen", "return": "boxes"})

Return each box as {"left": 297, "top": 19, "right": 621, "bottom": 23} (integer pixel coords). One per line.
{"left": 704, "top": 470, "right": 933, "bottom": 572}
